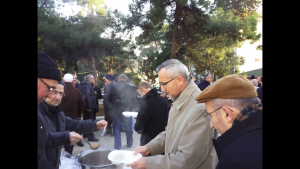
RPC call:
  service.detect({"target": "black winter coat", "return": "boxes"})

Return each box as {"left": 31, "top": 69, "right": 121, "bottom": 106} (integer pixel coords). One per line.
{"left": 197, "top": 80, "right": 211, "bottom": 91}
{"left": 108, "top": 81, "right": 138, "bottom": 118}
{"left": 257, "top": 87, "right": 263, "bottom": 104}
{"left": 38, "top": 121, "right": 56, "bottom": 169}
{"left": 134, "top": 88, "right": 169, "bottom": 146}
{"left": 212, "top": 110, "right": 262, "bottom": 169}
{"left": 103, "top": 80, "right": 117, "bottom": 111}
{"left": 94, "top": 85, "right": 102, "bottom": 112}
{"left": 80, "top": 80, "right": 98, "bottom": 109}
{"left": 38, "top": 101, "right": 99, "bottom": 168}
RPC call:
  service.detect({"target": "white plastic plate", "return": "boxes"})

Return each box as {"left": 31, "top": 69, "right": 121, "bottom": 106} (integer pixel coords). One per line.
{"left": 108, "top": 150, "right": 142, "bottom": 165}
{"left": 122, "top": 112, "right": 138, "bottom": 118}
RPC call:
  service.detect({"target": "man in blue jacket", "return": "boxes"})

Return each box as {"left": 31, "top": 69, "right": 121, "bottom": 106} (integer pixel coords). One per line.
{"left": 38, "top": 80, "right": 107, "bottom": 168}
{"left": 195, "top": 74, "right": 262, "bottom": 169}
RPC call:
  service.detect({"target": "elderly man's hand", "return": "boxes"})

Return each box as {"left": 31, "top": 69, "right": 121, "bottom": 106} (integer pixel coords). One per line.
{"left": 96, "top": 120, "right": 107, "bottom": 130}
{"left": 133, "top": 146, "right": 150, "bottom": 156}
{"left": 126, "top": 157, "right": 146, "bottom": 169}
{"left": 69, "top": 131, "right": 83, "bottom": 145}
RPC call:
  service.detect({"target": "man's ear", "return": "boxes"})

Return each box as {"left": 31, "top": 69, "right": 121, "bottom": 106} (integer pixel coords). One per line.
{"left": 177, "top": 76, "right": 185, "bottom": 85}
{"left": 222, "top": 106, "right": 234, "bottom": 123}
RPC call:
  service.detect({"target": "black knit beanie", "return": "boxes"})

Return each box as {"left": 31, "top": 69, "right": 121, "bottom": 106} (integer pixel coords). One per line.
{"left": 38, "top": 51, "right": 61, "bottom": 82}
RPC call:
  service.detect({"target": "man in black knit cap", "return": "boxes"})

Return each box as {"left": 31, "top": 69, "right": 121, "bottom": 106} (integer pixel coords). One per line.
{"left": 37, "top": 51, "right": 62, "bottom": 169}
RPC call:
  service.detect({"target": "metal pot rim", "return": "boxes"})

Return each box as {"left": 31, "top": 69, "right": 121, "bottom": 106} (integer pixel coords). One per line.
{"left": 76, "top": 148, "right": 116, "bottom": 168}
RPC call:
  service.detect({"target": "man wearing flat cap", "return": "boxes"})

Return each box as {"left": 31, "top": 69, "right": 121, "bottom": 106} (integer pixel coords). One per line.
{"left": 127, "top": 59, "right": 218, "bottom": 169}
{"left": 195, "top": 74, "right": 262, "bottom": 169}
{"left": 103, "top": 74, "right": 117, "bottom": 136}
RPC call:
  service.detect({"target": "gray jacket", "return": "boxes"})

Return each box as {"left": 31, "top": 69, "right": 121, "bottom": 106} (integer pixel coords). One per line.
{"left": 103, "top": 80, "right": 117, "bottom": 110}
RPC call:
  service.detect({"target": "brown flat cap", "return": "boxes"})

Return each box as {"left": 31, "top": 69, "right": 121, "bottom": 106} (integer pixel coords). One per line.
{"left": 195, "top": 74, "right": 258, "bottom": 103}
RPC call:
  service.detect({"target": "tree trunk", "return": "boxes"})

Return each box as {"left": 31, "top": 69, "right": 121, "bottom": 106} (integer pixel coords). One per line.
{"left": 90, "top": 49, "right": 98, "bottom": 83}
{"left": 143, "top": 58, "right": 156, "bottom": 82}
{"left": 74, "top": 60, "right": 78, "bottom": 75}
{"left": 171, "top": 2, "right": 181, "bottom": 59}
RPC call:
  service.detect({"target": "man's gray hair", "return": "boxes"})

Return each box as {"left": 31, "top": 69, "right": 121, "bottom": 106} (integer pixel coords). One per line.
{"left": 251, "top": 79, "right": 258, "bottom": 85}
{"left": 192, "top": 75, "right": 198, "bottom": 80}
{"left": 86, "top": 74, "right": 94, "bottom": 81}
{"left": 156, "top": 59, "right": 189, "bottom": 81}
{"left": 204, "top": 74, "right": 210, "bottom": 80}
{"left": 211, "top": 97, "right": 260, "bottom": 115}
{"left": 138, "top": 81, "right": 153, "bottom": 91}
{"left": 118, "top": 74, "right": 128, "bottom": 80}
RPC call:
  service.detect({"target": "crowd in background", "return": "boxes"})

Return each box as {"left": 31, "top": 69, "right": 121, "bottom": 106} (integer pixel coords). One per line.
{"left": 38, "top": 51, "right": 262, "bottom": 169}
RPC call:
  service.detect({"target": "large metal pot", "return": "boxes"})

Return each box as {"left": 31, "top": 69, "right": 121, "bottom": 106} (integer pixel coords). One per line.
{"left": 76, "top": 148, "right": 123, "bottom": 169}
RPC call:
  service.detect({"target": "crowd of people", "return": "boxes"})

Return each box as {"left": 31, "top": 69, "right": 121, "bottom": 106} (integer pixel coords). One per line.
{"left": 38, "top": 51, "right": 262, "bottom": 169}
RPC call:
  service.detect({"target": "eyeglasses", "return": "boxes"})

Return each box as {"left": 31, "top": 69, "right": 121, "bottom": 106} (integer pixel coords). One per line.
{"left": 204, "top": 106, "right": 222, "bottom": 121}
{"left": 39, "top": 78, "right": 56, "bottom": 94}
{"left": 52, "top": 91, "right": 65, "bottom": 97}
{"left": 160, "top": 77, "right": 178, "bottom": 87}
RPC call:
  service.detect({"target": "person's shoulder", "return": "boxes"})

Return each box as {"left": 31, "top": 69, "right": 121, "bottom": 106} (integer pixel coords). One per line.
{"left": 74, "top": 87, "right": 82, "bottom": 94}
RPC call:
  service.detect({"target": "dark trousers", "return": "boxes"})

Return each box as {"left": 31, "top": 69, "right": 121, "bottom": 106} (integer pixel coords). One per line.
{"left": 64, "top": 145, "right": 74, "bottom": 155}
{"left": 104, "top": 109, "right": 113, "bottom": 133}
{"left": 83, "top": 108, "right": 96, "bottom": 138}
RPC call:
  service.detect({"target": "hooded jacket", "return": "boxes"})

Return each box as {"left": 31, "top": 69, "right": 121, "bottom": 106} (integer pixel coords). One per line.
{"left": 134, "top": 88, "right": 169, "bottom": 146}
{"left": 38, "top": 101, "right": 99, "bottom": 168}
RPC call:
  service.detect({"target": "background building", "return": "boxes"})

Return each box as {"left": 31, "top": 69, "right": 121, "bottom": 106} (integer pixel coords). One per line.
{"left": 236, "top": 5, "right": 262, "bottom": 74}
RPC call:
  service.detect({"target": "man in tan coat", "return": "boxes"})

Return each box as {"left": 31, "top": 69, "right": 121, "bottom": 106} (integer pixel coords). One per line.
{"left": 127, "top": 59, "right": 218, "bottom": 169}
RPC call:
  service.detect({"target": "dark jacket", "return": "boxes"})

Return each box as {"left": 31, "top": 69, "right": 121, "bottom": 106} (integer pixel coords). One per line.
{"left": 134, "top": 88, "right": 169, "bottom": 146}
{"left": 38, "top": 101, "right": 99, "bottom": 168}
{"left": 257, "top": 87, "right": 263, "bottom": 104}
{"left": 258, "top": 82, "right": 262, "bottom": 87}
{"left": 61, "top": 82, "right": 86, "bottom": 119}
{"left": 75, "top": 82, "right": 83, "bottom": 93}
{"left": 194, "top": 80, "right": 200, "bottom": 85}
{"left": 94, "top": 85, "right": 102, "bottom": 112}
{"left": 80, "top": 80, "right": 97, "bottom": 109}
{"left": 108, "top": 81, "right": 138, "bottom": 118}
{"left": 198, "top": 80, "right": 211, "bottom": 91}
{"left": 212, "top": 110, "right": 262, "bottom": 169}
{"left": 103, "top": 80, "right": 117, "bottom": 111}
{"left": 38, "top": 119, "right": 57, "bottom": 169}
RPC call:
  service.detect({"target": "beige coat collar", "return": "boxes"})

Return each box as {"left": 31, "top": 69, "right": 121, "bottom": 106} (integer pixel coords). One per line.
{"left": 172, "top": 81, "right": 199, "bottom": 111}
